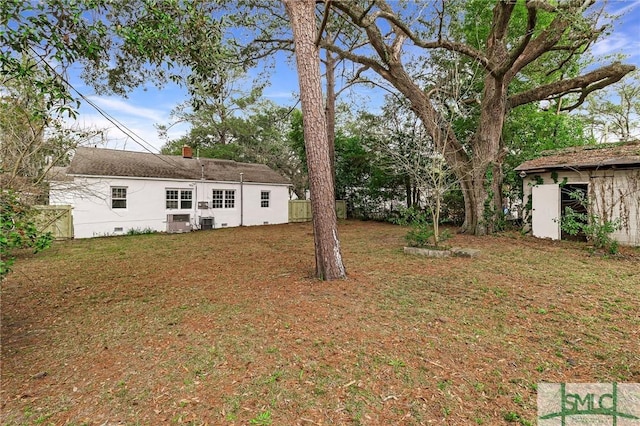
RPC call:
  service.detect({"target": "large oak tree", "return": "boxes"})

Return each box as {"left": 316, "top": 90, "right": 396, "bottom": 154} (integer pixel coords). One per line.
{"left": 317, "top": 0, "right": 635, "bottom": 234}
{"left": 230, "top": 0, "right": 635, "bottom": 234}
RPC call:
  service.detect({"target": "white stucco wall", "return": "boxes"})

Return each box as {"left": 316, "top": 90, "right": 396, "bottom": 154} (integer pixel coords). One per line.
{"left": 522, "top": 169, "right": 640, "bottom": 246}
{"left": 50, "top": 176, "right": 290, "bottom": 238}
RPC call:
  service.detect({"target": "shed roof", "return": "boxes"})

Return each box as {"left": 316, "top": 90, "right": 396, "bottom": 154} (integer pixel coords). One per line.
{"left": 63, "top": 147, "right": 291, "bottom": 185}
{"left": 515, "top": 141, "right": 640, "bottom": 173}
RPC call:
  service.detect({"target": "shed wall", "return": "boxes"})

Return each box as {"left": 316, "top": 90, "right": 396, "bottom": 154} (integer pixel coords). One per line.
{"left": 522, "top": 169, "right": 640, "bottom": 246}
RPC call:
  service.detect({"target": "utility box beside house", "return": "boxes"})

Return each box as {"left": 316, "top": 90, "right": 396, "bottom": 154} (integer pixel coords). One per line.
{"left": 167, "top": 214, "right": 192, "bottom": 233}
{"left": 199, "top": 217, "right": 214, "bottom": 230}
{"left": 516, "top": 142, "right": 640, "bottom": 246}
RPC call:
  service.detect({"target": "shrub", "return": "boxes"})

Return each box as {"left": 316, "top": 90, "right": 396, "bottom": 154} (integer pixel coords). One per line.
{"left": 1, "top": 191, "right": 53, "bottom": 279}
{"left": 441, "top": 188, "right": 465, "bottom": 225}
{"left": 405, "top": 216, "right": 435, "bottom": 247}
{"left": 126, "top": 227, "right": 156, "bottom": 236}
{"left": 391, "top": 206, "right": 451, "bottom": 248}
{"left": 560, "top": 190, "right": 621, "bottom": 255}
{"left": 388, "top": 206, "right": 424, "bottom": 226}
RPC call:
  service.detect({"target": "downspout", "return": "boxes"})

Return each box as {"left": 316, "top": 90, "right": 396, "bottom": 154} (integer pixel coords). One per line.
{"left": 194, "top": 164, "right": 204, "bottom": 230}
{"left": 193, "top": 183, "right": 198, "bottom": 230}
{"left": 240, "top": 172, "right": 244, "bottom": 226}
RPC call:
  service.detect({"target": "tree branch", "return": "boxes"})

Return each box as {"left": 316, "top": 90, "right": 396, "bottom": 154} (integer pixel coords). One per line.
{"left": 505, "top": 2, "right": 537, "bottom": 70}
{"left": 507, "top": 62, "right": 636, "bottom": 110}
{"left": 545, "top": 39, "right": 592, "bottom": 77}
{"left": 320, "top": 40, "right": 391, "bottom": 80}
{"left": 506, "top": 0, "right": 599, "bottom": 78}
{"left": 334, "top": 64, "right": 370, "bottom": 98}
{"left": 331, "top": 1, "right": 491, "bottom": 70}
{"left": 487, "top": 0, "right": 516, "bottom": 52}
{"left": 315, "top": 0, "right": 332, "bottom": 47}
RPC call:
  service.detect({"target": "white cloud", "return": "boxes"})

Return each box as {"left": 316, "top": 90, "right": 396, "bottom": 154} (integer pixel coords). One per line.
{"left": 591, "top": 33, "right": 636, "bottom": 58}
{"left": 74, "top": 114, "right": 159, "bottom": 151}
{"left": 609, "top": 0, "right": 640, "bottom": 16}
{"left": 86, "top": 96, "right": 165, "bottom": 123}
{"left": 72, "top": 97, "right": 189, "bottom": 152}
{"left": 592, "top": 1, "right": 640, "bottom": 61}
{"left": 265, "top": 90, "right": 298, "bottom": 101}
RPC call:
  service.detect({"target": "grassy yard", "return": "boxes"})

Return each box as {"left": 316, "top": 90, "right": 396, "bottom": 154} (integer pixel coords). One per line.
{"left": 1, "top": 221, "right": 639, "bottom": 425}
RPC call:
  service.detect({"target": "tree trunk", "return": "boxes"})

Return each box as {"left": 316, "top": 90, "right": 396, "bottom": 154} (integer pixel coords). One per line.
{"left": 324, "top": 47, "right": 337, "bottom": 196}
{"left": 387, "top": 68, "right": 480, "bottom": 231}
{"left": 405, "top": 176, "right": 412, "bottom": 208}
{"left": 284, "top": 0, "right": 346, "bottom": 280}
{"left": 466, "top": 75, "right": 508, "bottom": 235}
{"left": 383, "top": 65, "right": 513, "bottom": 235}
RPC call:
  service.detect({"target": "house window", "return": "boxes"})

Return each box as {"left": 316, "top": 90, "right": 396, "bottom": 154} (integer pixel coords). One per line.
{"left": 166, "top": 189, "right": 192, "bottom": 209}
{"left": 261, "top": 191, "right": 270, "bottom": 208}
{"left": 212, "top": 189, "right": 235, "bottom": 209}
{"left": 224, "top": 190, "right": 235, "bottom": 208}
{"left": 166, "top": 190, "right": 178, "bottom": 209}
{"left": 111, "top": 187, "right": 127, "bottom": 209}
{"left": 181, "top": 190, "right": 193, "bottom": 209}
{"left": 212, "top": 190, "right": 223, "bottom": 209}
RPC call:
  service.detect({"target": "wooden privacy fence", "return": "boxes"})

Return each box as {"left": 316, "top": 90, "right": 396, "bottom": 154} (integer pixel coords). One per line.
{"left": 34, "top": 205, "right": 73, "bottom": 239}
{"left": 289, "top": 200, "right": 346, "bottom": 222}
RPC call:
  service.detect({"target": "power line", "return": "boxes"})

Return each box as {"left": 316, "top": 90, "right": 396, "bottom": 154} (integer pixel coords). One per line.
{"left": 26, "top": 47, "right": 304, "bottom": 174}
{"left": 27, "top": 47, "right": 191, "bottom": 171}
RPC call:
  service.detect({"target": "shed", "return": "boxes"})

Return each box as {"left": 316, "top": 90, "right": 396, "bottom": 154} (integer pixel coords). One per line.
{"left": 515, "top": 141, "right": 640, "bottom": 246}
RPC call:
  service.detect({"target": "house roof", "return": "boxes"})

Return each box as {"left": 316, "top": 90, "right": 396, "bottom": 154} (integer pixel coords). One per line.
{"left": 46, "top": 166, "right": 73, "bottom": 182}
{"left": 515, "top": 141, "right": 640, "bottom": 173}
{"left": 62, "top": 147, "right": 291, "bottom": 185}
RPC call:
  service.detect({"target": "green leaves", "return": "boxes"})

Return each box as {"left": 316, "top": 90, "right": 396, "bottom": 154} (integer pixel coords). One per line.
{"left": 2, "top": 0, "right": 237, "bottom": 113}
{"left": 1, "top": 192, "right": 53, "bottom": 280}
{"left": 502, "top": 103, "right": 592, "bottom": 201}
{"left": 560, "top": 189, "right": 622, "bottom": 254}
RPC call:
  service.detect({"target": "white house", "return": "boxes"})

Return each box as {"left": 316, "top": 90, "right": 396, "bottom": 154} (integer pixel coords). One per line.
{"left": 515, "top": 141, "right": 640, "bottom": 246}
{"left": 49, "top": 147, "right": 291, "bottom": 238}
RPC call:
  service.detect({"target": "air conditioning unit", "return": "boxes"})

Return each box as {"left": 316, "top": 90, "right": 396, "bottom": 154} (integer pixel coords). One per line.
{"left": 200, "top": 217, "right": 214, "bottom": 230}
{"left": 166, "top": 214, "right": 192, "bottom": 233}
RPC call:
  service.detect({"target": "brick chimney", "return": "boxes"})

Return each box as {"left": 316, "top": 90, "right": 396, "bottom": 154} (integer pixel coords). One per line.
{"left": 182, "top": 145, "right": 193, "bottom": 159}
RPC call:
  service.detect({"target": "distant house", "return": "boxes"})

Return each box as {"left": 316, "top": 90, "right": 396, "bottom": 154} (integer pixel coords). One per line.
{"left": 515, "top": 141, "right": 640, "bottom": 246}
{"left": 49, "top": 147, "right": 291, "bottom": 238}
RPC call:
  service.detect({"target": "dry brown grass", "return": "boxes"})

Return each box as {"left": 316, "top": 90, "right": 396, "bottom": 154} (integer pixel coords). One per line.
{"left": 1, "top": 221, "right": 639, "bottom": 425}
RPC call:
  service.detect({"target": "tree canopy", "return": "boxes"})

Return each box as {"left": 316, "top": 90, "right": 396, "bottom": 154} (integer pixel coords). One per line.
{"left": 2, "top": 0, "right": 637, "bottom": 241}
{"left": 579, "top": 70, "right": 640, "bottom": 143}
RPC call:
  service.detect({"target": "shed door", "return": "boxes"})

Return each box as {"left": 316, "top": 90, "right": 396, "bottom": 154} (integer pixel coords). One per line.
{"left": 532, "top": 184, "right": 561, "bottom": 240}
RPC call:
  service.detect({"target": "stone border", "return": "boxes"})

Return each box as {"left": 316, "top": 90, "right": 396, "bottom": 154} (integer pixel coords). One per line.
{"left": 404, "top": 246, "right": 480, "bottom": 258}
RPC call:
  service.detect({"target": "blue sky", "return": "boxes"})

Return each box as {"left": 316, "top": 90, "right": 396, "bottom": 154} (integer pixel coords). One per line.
{"left": 70, "top": 1, "right": 640, "bottom": 153}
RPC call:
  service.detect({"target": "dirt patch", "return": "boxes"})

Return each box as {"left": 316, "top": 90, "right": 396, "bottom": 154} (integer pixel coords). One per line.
{"left": 1, "top": 221, "right": 639, "bottom": 425}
